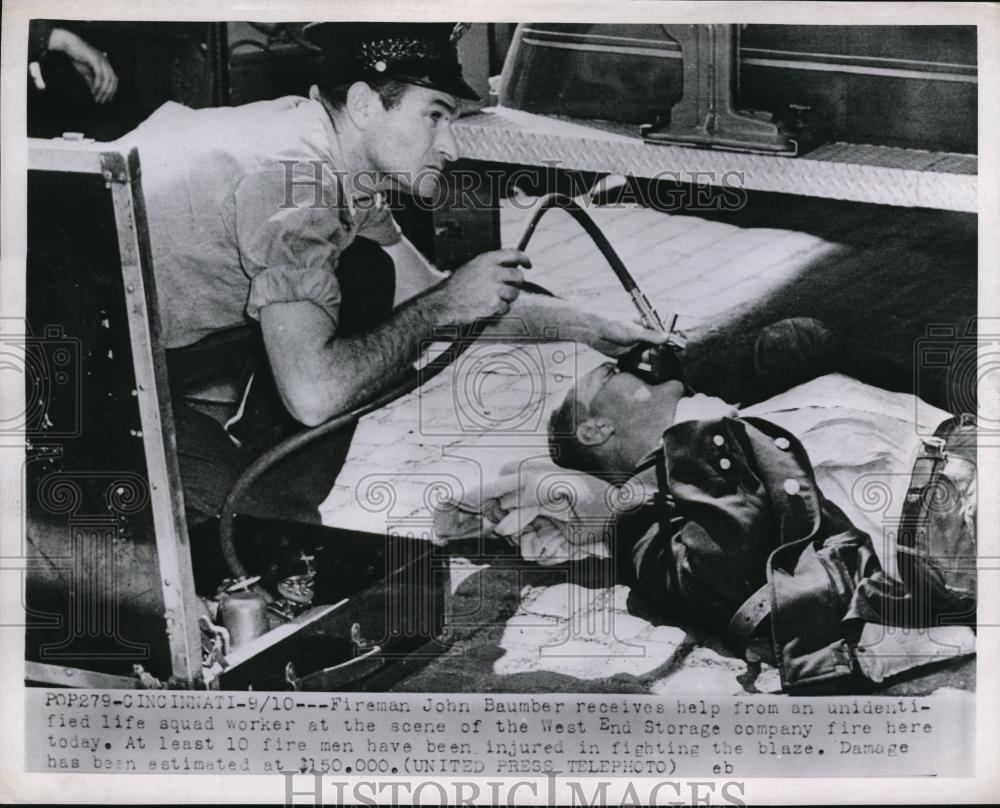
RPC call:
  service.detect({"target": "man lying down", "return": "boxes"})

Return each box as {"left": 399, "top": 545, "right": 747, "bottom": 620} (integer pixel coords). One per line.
{"left": 435, "top": 356, "right": 976, "bottom": 693}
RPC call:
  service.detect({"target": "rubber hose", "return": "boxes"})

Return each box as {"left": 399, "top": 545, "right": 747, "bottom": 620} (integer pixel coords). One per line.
{"left": 516, "top": 193, "right": 641, "bottom": 293}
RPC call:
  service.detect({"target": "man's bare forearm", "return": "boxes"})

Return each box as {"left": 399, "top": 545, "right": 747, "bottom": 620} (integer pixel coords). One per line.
{"left": 482, "top": 290, "right": 672, "bottom": 357}
{"left": 482, "top": 292, "right": 593, "bottom": 342}
{"left": 267, "top": 248, "right": 535, "bottom": 425}
{"left": 263, "top": 285, "right": 450, "bottom": 425}
{"left": 315, "top": 287, "right": 450, "bottom": 416}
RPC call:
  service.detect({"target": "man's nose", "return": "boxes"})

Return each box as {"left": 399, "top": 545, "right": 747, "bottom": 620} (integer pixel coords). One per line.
{"left": 435, "top": 122, "right": 459, "bottom": 163}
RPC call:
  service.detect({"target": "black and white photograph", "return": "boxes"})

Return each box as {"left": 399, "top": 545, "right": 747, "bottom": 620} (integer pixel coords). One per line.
{"left": 1, "top": 0, "right": 997, "bottom": 803}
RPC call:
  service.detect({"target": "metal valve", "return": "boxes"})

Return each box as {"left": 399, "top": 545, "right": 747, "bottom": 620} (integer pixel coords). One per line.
{"left": 922, "top": 436, "right": 947, "bottom": 457}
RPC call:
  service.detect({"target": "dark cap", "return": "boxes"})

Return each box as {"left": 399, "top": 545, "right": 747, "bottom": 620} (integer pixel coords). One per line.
{"left": 303, "top": 21, "right": 479, "bottom": 101}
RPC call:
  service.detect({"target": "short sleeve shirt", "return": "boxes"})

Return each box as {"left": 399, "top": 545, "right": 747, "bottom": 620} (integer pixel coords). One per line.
{"left": 114, "top": 97, "right": 402, "bottom": 349}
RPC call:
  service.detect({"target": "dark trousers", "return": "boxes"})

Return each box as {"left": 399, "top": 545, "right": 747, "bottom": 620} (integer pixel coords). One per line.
{"left": 166, "top": 238, "right": 396, "bottom": 531}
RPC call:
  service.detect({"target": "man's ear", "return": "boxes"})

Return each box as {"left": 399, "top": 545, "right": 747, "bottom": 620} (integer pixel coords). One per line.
{"left": 576, "top": 416, "right": 615, "bottom": 448}
{"left": 344, "top": 81, "right": 377, "bottom": 129}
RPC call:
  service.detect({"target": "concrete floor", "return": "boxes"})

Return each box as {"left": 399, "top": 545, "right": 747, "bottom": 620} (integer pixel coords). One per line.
{"left": 319, "top": 188, "right": 977, "bottom": 695}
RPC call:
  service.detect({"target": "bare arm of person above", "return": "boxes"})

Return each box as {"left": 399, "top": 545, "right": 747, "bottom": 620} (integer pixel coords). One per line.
{"left": 260, "top": 248, "right": 531, "bottom": 425}
{"left": 41, "top": 27, "right": 119, "bottom": 103}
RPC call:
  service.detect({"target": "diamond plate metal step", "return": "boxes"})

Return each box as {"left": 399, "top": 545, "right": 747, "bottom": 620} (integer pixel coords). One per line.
{"left": 454, "top": 107, "right": 977, "bottom": 212}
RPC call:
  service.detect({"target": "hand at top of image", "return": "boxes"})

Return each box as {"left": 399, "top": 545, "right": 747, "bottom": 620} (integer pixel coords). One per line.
{"left": 48, "top": 27, "right": 119, "bottom": 104}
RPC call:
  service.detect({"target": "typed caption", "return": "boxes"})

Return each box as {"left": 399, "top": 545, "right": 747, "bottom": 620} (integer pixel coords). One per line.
{"left": 29, "top": 690, "right": 973, "bottom": 778}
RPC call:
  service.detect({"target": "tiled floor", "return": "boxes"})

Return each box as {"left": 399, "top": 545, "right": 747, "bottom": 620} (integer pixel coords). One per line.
{"left": 319, "top": 189, "right": 977, "bottom": 694}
